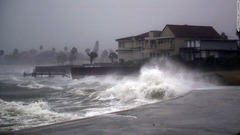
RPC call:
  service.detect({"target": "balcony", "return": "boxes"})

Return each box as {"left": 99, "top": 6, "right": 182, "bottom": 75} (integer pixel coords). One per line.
{"left": 157, "top": 44, "right": 174, "bottom": 50}
{"left": 179, "top": 47, "right": 200, "bottom": 53}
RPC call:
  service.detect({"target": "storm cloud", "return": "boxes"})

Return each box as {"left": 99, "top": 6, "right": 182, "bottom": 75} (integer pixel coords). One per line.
{"left": 0, "top": 0, "right": 237, "bottom": 54}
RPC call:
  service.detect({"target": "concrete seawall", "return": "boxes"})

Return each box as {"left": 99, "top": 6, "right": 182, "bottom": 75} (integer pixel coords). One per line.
{"left": 3, "top": 87, "right": 240, "bottom": 135}
{"left": 24, "top": 65, "right": 72, "bottom": 78}
{"left": 71, "top": 66, "right": 140, "bottom": 79}
{"left": 24, "top": 64, "right": 141, "bottom": 78}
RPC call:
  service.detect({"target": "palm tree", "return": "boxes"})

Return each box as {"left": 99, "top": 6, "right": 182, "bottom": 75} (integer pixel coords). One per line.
{"left": 99, "top": 50, "right": 108, "bottom": 62}
{"left": 40, "top": 45, "right": 43, "bottom": 51}
{"left": 29, "top": 49, "right": 37, "bottom": 56}
{"left": 89, "top": 52, "right": 98, "bottom": 64}
{"left": 69, "top": 47, "right": 78, "bottom": 65}
{"left": 57, "top": 51, "right": 68, "bottom": 65}
{"left": 64, "top": 46, "right": 68, "bottom": 52}
{"left": 52, "top": 47, "right": 56, "bottom": 52}
{"left": 0, "top": 50, "right": 4, "bottom": 56}
{"left": 109, "top": 52, "right": 118, "bottom": 63}
{"left": 13, "top": 48, "right": 19, "bottom": 55}
{"left": 85, "top": 48, "right": 98, "bottom": 64}
{"left": 12, "top": 48, "right": 19, "bottom": 64}
{"left": 29, "top": 49, "right": 37, "bottom": 64}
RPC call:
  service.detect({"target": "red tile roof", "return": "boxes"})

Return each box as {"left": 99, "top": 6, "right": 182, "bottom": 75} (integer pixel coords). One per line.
{"left": 165, "top": 24, "right": 221, "bottom": 39}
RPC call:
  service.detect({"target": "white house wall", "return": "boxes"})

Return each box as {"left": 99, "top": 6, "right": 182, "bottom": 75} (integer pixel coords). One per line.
{"left": 118, "top": 50, "right": 142, "bottom": 61}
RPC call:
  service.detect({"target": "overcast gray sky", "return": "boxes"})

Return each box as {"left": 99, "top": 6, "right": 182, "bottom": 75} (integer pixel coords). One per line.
{"left": 0, "top": 0, "right": 237, "bottom": 54}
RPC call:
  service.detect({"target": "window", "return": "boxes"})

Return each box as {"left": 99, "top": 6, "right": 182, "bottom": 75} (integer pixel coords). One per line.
{"left": 196, "top": 41, "right": 200, "bottom": 48}
{"left": 191, "top": 41, "right": 195, "bottom": 47}
{"left": 121, "top": 42, "right": 125, "bottom": 48}
{"left": 201, "top": 51, "right": 206, "bottom": 58}
{"left": 150, "top": 40, "right": 156, "bottom": 44}
{"left": 160, "top": 39, "right": 163, "bottom": 44}
{"left": 187, "top": 41, "right": 190, "bottom": 47}
{"left": 141, "top": 42, "right": 144, "bottom": 50}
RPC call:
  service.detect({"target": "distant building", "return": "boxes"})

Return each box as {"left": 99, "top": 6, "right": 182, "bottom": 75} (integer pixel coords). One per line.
{"left": 116, "top": 24, "right": 238, "bottom": 62}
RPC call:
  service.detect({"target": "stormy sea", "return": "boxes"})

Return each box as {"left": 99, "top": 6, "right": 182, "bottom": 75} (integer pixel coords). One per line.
{"left": 0, "top": 61, "right": 216, "bottom": 133}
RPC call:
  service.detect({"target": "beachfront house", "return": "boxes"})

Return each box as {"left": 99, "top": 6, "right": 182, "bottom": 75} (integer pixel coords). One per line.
{"left": 179, "top": 39, "right": 239, "bottom": 62}
{"left": 116, "top": 24, "right": 238, "bottom": 62}
{"left": 116, "top": 31, "right": 161, "bottom": 62}
{"left": 157, "top": 24, "right": 222, "bottom": 57}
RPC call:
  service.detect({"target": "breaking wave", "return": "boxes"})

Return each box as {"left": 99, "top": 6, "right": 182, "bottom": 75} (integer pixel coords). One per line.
{"left": 0, "top": 60, "right": 215, "bottom": 132}
{"left": 18, "top": 80, "right": 63, "bottom": 90}
{"left": 97, "top": 66, "right": 196, "bottom": 106}
{"left": 0, "top": 99, "right": 78, "bottom": 131}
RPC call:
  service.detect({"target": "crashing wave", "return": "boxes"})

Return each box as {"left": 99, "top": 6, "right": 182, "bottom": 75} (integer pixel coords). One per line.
{"left": 18, "top": 80, "right": 63, "bottom": 90}
{"left": 0, "top": 99, "right": 78, "bottom": 131}
{"left": 96, "top": 63, "right": 197, "bottom": 104}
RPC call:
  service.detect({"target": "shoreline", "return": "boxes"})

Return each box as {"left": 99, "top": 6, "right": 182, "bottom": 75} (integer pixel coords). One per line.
{"left": 200, "top": 70, "right": 240, "bottom": 85}
{"left": 3, "top": 87, "right": 240, "bottom": 135}
{"left": 0, "top": 91, "right": 189, "bottom": 133}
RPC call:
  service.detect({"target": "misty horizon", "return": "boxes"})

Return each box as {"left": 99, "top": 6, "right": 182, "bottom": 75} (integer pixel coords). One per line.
{"left": 0, "top": 0, "right": 238, "bottom": 54}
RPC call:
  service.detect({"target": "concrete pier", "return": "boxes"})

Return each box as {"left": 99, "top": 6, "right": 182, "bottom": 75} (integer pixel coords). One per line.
{"left": 24, "top": 65, "right": 71, "bottom": 78}
{"left": 3, "top": 87, "right": 240, "bottom": 135}
{"left": 24, "top": 63, "right": 141, "bottom": 78}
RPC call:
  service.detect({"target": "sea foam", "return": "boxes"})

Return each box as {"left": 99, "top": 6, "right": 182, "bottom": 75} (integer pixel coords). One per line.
{"left": 97, "top": 63, "right": 197, "bottom": 105}
{"left": 0, "top": 99, "right": 78, "bottom": 131}
{"left": 0, "top": 60, "right": 217, "bottom": 132}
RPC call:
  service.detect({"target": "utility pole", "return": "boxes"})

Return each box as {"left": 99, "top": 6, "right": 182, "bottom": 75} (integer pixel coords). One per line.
{"left": 237, "top": 0, "right": 240, "bottom": 36}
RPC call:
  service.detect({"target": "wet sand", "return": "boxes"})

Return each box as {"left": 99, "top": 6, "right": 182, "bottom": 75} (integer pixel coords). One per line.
{"left": 3, "top": 87, "right": 240, "bottom": 135}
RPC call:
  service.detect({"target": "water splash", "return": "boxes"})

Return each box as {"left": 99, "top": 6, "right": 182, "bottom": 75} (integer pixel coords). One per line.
{"left": 18, "top": 80, "right": 63, "bottom": 90}
{"left": 0, "top": 60, "right": 217, "bottom": 132}
{"left": 0, "top": 99, "right": 78, "bottom": 131}
{"left": 97, "top": 67, "right": 192, "bottom": 105}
